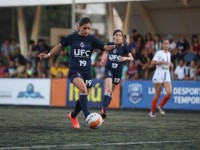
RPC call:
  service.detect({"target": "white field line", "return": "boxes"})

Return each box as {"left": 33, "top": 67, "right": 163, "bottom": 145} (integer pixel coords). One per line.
{"left": 0, "top": 140, "right": 200, "bottom": 150}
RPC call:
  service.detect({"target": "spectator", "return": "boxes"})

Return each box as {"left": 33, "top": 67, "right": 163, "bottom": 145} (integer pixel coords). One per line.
{"left": 132, "top": 29, "right": 144, "bottom": 44}
{"left": 56, "top": 49, "right": 69, "bottom": 65}
{"left": 94, "top": 55, "right": 105, "bottom": 79}
{"left": 136, "top": 36, "right": 144, "bottom": 56}
{"left": 10, "top": 39, "right": 19, "bottom": 56}
{"left": 138, "top": 50, "right": 151, "bottom": 79}
{"left": 125, "top": 61, "right": 140, "bottom": 80}
{"left": 8, "top": 60, "right": 16, "bottom": 77}
{"left": 14, "top": 60, "right": 26, "bottom": 78}
{"left": 190, "top": 34, "right": 200, "bottom": 59}
{"left": 153, "top": 33, "right": 162, "bottom": 52}
{"left": 50, "top": 61, "right": 62, "bottom": 78}
{"left": 37, "top": 61, "right": 47, "bottom": 78}
{"left": 13, "top": 47, "right": 26, "bottom": 66}
{"left": 174, "top": 59, "right": 188, "bottom": 80}
{"left": 31, "top": 39, "right": 50, "bottom": 73}
{"left": 129, "top": 36, "right": 137, "bottom": 54}
{"left": 0, "top": 60, "right": 8, "bottom": 77}
{"left": 196, "top": 63, "right": 200, "bottom": 81}
{"left": 60, "top": 63, "right": 69, "bottom": 78}
{"left": 1, "top": 39, "right": 10, "bottom": 60}
{"left": 167, "top": 35, "right": 177, "bottom": 65}
{"left": 26, "top": 62, "right": 33, "bottom": 78}
{"left": 27, "top": 40, "right": 36, "bottom": 61}
{"left": 145, "top": 32, "right": 154, "bottom": 58}
{"left": 187, "top": 60, "right": 197, "bottom": 80}
{"left": 176, "top": 33, "right": 190, "bottom": 61}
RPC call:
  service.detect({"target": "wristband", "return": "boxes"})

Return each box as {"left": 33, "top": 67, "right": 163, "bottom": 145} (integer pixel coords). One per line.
{"left": 47, "top": 52, "right": 51, "bottom": 57}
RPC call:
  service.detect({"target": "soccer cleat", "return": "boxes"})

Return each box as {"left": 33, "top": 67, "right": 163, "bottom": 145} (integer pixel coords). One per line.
{"left": 158, "top": 106, "right": 165, "bottom": 115}
{"left": 67, "top": 113, "right": 80, "bottom": 129}
{"left": 149, "top": 112, "right": 156, "bottom": 118}
{"left": 101, "top": 108, "right": 107, "bottom": 119}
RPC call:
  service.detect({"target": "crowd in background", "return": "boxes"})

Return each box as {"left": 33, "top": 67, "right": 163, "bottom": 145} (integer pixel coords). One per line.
{"left": 0, "top": 29, "right": 200, "bottom": 81}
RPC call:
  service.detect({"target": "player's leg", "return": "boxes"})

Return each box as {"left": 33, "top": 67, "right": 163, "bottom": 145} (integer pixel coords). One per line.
{"left": 101, "top": 77, "right": 112, "bottom": 119}
{"left": 149, "top": 83, "right": 162, "bottom": 117}
{"left": 158, "top": 82, "right": 172, "bottom": 114}
{"left": 73, "top": 77, "right": 90, "bottom": 118}
{"left": 71, "top": 89, "right": 91, "bottom": 119}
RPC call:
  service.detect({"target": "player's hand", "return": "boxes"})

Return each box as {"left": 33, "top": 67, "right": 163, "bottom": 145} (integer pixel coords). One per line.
{"left": 115, "top": 42, "right": 124, "bottom": 48}
{"left": 38, "top": 53, "right": 49, "bottom": 60}
{"left": 162, "top": 61, "right": 169, "bottom": 65}
{"left": 100, "top": 61, "right": 106, "bottom": 66}
{"left": 119, "top": 57, "right": 127, "bottom": 62}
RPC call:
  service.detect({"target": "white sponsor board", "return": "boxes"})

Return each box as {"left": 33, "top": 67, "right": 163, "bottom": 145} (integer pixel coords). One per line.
{"left": 0, "top": 79, "right": 51, "bottom": 106}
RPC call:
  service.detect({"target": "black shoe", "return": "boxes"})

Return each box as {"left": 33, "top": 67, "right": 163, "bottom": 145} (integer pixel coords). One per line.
{"left": 101, "top": 108, "right": 107, "bottom": 119}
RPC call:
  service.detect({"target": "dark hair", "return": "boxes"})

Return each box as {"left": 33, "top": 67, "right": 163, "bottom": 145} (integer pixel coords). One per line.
{"left": 132, "top": 29, "right": 138, "bottom": 33}
{"left": 79, "top": 17, "right": 92, "bottom": 27}
{"left": 113, "top": 29, "right": 123, "bottom": 36}
{"left": 191, "top": 34, "right": 198, "bottom": 44}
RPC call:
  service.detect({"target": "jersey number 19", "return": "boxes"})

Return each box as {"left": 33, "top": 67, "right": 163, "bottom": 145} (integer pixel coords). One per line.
{"left": 79, "top": 60, "right": 87, "bottom": 66}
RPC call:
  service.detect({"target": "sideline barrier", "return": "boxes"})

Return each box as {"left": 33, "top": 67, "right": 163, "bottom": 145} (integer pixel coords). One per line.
{"left": 66, "top": 79, "right": 120, "bottom": 108}
{"left": 121, "top": 80, "right": 200, "bottom": 110}
{"left": 0, "top": 79, "right": 51, "bottom": 106}
{"left": 1, "top": 79, "right": 199, "bottom": 110}
{"left": 51, "top": 79, "right": 67, "bottom": 107}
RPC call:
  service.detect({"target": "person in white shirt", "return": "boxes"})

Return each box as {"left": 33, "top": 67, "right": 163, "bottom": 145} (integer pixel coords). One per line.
{"left": 149, "top": 39, "right": 172, "bottom": 117}
{"left": 174, "top": 59, "right": 188, "bottom": 80}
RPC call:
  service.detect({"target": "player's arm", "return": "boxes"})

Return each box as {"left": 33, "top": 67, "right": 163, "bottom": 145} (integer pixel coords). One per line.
{"left": 100, "top": 51, "right": 108, "bottom": 66}
{"left": 38, "top": 43, "right": 62, "bottom": 60}
{"left": 170, "top": 62, "right": 174, "bottom": 71}
{"left": 120, "top": 53, "right": 134, "bottom": 62}
{"left": 103, "top": 43, "right": 124, "bottom": 52}
{"left": 151, "top": 60, "right": 168, "bottom": 66}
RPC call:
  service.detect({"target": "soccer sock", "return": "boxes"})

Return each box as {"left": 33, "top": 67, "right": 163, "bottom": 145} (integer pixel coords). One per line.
{"left": 79, "top": 94, "right": 90, "bottom": 118}
{"left": 159, "top": 95, "right": 170, "bottom": 108}
{"left": 102, "top": 93, "right": 111, "bottom": 112}
{"left": 71, "top": 99, "right": 81, "bottom": 118}
{"left": 151, "top": 97, "right": 158, "bottom": 112}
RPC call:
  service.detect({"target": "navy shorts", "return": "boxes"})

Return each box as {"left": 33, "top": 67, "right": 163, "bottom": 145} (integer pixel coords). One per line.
{"left": 68, "top": 71, "right": 92, "bottom": 88}
{"left": 105, "top": 68, "right": 121, "bottom": 85}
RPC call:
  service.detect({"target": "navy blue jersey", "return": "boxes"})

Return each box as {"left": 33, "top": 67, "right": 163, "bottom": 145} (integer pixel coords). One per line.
{"left": 105, "top": 42, "right": 131, "bottom": 75}
{"left": 60, "top": 32, "right": 104, "bottom": 74}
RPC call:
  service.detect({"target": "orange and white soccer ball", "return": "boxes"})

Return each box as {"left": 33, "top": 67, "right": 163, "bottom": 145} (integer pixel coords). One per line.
{"left": 86, "top": 113, "right": 103, "bottom": 129}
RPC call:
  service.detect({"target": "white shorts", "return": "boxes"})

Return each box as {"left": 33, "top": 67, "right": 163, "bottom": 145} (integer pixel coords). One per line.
{"left": 152, "top": 70, "right": 171, "bottom": 83}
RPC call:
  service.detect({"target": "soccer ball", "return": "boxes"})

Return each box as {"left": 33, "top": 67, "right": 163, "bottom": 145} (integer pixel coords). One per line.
{"left": 86, "top": 113, "right": 103, "bottom": 129}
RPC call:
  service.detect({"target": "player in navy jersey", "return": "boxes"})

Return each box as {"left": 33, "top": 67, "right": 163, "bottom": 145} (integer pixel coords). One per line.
{"left": 38, "top": 17, "right": 122, "bottom": 129}
{"left": 100, "top": 29, "right": 134, "bottom": 119}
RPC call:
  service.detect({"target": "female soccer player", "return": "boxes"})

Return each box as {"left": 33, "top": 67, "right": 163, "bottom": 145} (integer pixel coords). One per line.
{"left": 100, "top": 29, "right": 134, "bottom": 119}
{"left": 149, "top": 39, "right": 172, "bottom": 118}
{"left": 38, "top": 17, "right": 121, "bottom": 129}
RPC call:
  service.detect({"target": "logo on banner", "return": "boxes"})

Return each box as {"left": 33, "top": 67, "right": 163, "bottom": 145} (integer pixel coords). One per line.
{"left": 17, "top": 83, "right": 44, "bottom": 98}
{"left": 128, "top": 84, "right": 142, "bottom": 104}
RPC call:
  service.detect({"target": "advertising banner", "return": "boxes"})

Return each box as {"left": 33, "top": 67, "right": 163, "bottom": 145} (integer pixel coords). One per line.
{"left": 51, "top": 79, "right": 67, "bottom": 107}
{"left": 0, "top": 79, "right": 51, "bottom": 106}
{"left": 67, "top": 79, "right": 121, "bottom": 109}
{"left": 67, "top": 79, "right": 104, "bottom": 108}
{"left": 121, "top": 80, "right": 200, "bottom": 110}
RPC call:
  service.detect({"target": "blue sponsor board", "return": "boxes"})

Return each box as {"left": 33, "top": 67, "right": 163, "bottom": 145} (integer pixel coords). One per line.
{"left": 122, "top": 80, "right": 200, "bottom": 110}
{"left": 67, "top": 79, "right": 104, "bottom": 108}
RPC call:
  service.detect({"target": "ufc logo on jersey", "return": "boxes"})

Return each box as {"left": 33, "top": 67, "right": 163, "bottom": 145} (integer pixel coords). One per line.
{"left": 74, "top": 49, "right": 90, "bottom": 57}
{"left": 109, "top": 54, "right": 121, "bottom": 61}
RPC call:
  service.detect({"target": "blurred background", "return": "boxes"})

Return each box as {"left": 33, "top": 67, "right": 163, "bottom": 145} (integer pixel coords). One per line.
{"left": 0, "top": 0, "right": 200, "bottom": 80}
{"left": 0, "top": 0, "right": 200, "bottom": 110}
